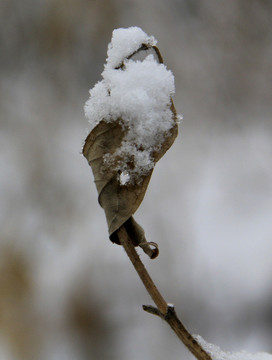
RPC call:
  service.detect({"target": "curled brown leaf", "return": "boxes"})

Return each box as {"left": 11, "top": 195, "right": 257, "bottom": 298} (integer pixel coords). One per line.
{"left": 83, "top": 41, "right": 178, "bottom": 254}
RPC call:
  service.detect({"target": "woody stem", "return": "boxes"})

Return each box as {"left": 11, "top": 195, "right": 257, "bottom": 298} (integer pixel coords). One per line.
{"left": 117, "top": 226, "right": 212, "bottom": 360}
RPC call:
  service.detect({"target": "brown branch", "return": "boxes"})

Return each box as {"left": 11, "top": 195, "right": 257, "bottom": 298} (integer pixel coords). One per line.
{"left": 117, "top": 225, "right": 212, "bottom": 360}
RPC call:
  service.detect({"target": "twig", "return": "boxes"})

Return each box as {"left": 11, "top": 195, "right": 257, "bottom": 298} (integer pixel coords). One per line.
{"left": 117, "top": 225, "right": 212, "bottom": 360}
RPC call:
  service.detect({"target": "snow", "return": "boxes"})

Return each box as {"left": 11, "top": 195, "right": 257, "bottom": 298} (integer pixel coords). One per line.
{"left": 106, "top": 27, "right": 157, "bottom": 69}
{"left": 84, "top": 27, "right": 177, "bottom": 184}
{"left": 194, "top": 335, "right": 272, "bottom": 360}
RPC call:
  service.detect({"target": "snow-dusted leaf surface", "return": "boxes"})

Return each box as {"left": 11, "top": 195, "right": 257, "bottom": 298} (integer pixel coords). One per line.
{"left": 83, "top": 27, "right": 178, "bottom": 244}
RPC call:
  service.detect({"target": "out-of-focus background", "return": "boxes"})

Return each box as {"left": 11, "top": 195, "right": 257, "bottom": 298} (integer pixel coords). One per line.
{"left": 1, "top": 1, "right": 272, "bottom": 359}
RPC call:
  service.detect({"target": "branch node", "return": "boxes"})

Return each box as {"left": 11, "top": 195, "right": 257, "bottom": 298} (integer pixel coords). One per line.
{"left": 164, "top": 303, "right": 176, "bottom": 320}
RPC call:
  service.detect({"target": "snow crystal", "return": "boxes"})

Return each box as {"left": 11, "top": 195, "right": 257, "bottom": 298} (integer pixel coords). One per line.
{"left": 119, "top": 171, "right": 130, "bottom": 186}
{"left": 84, "top": 26, "right": 177, "bottom": 184}
{"left": 194, "top": 335, "right": 272, "bottom": 360}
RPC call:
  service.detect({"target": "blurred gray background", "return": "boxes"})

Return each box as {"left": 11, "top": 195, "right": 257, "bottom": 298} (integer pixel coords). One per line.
{"left": 1, "top": 1, "right": 272, "bottom": 359}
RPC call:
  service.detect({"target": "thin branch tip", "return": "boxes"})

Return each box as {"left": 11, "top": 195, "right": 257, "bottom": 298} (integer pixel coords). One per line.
{"left": 143, "top": 304, "right": 176, "bottom": 320}
{"left": 142, "top": 305, "right": 161, "bottom": 317}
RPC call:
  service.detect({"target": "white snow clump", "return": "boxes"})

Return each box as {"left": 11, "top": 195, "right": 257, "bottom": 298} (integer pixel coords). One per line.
{"left": 84, "top": 27, "right": 177, "bottom": 184}
{"left": 194, "top": 335, "right": 272, "bottom": 360}
{"left": 105, "top": 26, "right": 157, "bottom": 69}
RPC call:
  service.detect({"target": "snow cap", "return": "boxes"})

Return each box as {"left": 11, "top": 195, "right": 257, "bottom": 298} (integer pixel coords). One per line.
{"left": 84, "top": 27, "right": 177, "bottom": 184}
{"left": 106, "top": 27, "right": 157, "bottom": 69}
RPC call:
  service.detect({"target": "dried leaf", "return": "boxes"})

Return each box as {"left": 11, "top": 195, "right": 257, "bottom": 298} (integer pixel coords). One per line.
{"left": 83, "top": 102, "right": 178, "bottom": 246}
{"left": 83, "top": 32, "right": 178, "bottom": 251}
